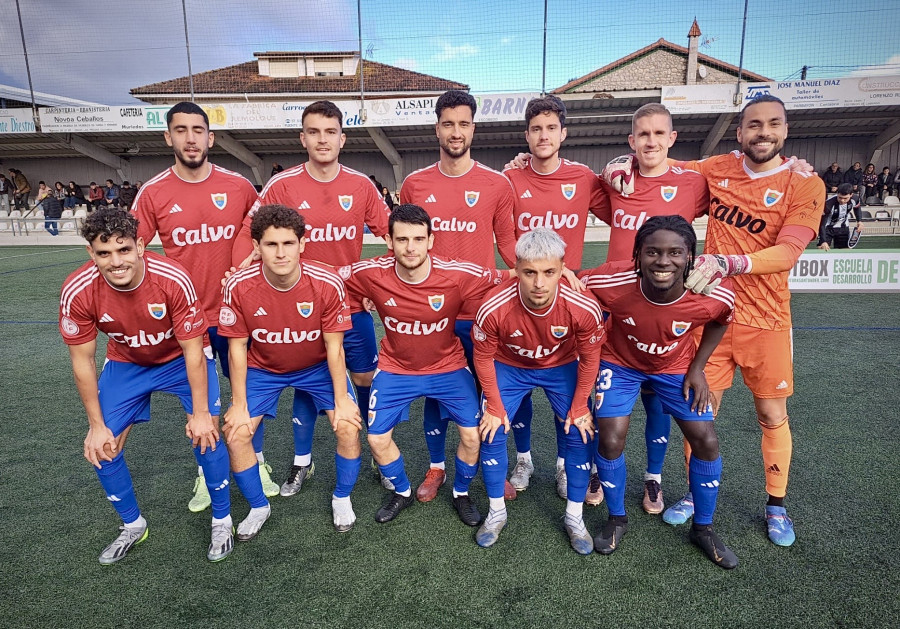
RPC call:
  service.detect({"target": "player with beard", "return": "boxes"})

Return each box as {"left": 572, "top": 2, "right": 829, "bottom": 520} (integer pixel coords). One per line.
{"left": 130, "top": 102, "right": 270, "bottom": 514}
{"left": 580, "top": 216, "right": 737, "bottom": 568}
{"left": 398, "top": 90, "right": 518, "bottom": 504}
{"left": 338, "top": 204, "right": 510, "bottom": 526}
{"left": 60, "top": 208, "right": 235, "bottom": 563}
{"left": 606, "top": 96, "right": 824, "bottom": 547}
{"left": 504, "top": 104, "right": 708, "bottom": 514}
{"left": 231, "top": 101, "right": 391, "bottom": 500}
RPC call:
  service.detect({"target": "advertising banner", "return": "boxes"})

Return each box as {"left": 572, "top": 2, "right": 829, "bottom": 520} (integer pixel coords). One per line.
{"left": 789, "top": 250, "right": 900, "bottom": 292}
{"left": 0, "top": 109, "right": 37, "bottom": 134}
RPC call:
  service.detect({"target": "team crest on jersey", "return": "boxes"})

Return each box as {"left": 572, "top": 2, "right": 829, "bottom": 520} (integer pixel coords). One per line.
{"left": 472, "top": 324, "right": 486, "bottom": 342}
{"left": 551, "top": 325, "right": 568, "bottom": 338}
{"left": 561, "top": 184, "right": 576, "bottom": 200}
{"left": 764, "top": 188, "right": 784, "bottom": 207}
{"left": 428, "top": 294, "right": 445, "bottom": 311}
{"left": 337, "top": 265, "right": 352, "bottom": 279}
{"left": 211, "top": 193, "right": 227, "bottom": 210}
{"left": 219, "top": 307, "right": 236, "bottom": 326}
{"left": 672, "top": 321, "right": 691, "bottom": 336}
{"left": 297, "top": 302, "right": 314, "bottom": 318}
{"left": 147, "top": 303, "right": 166, "bottom": 320}
{"left": 338, "top": 195, "right": 353, "bottom": 211}
{"left": 60, "top": 316, "right": 80, "bottom": 336}
{"left": 465, "top": 191, "right": 480, "bottom": 207}
{"left": 660, "top": 186, "right": 678, "bottom": 202}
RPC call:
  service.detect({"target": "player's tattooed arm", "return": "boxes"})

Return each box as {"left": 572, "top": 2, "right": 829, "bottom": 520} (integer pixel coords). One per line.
{"left": 70, "top": 340, "right": 118, "bottom": 468}
{"left": 564, "top": 411, "right": 595, "bottom": 444}
{"left": 180, "top": 336, "right": 220, "bottom": 453}
{"left": 683, "top": 319, "right": 728, "bottom": 414}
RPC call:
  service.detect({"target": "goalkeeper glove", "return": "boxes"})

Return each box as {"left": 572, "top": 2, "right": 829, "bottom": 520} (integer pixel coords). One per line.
{"left": 685, "top": 254, "right": 751, "bottom": 295}
{"left": 601, "top": 154, "right": 636, "bottom": 196}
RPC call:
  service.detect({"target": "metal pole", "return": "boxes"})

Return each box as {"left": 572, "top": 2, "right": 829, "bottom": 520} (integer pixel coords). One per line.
{"left": 541, "top": 0, "right": 548, "bottom": 96}
{"left": 182, "top": 0, "right": 195, "bottom": 101}
{"left": 358, "top": 0, "right": 366, "bottom": 120}
{"left": 734, "top": 0, "right": 749, "bottom": 105}
{"left": 14, "top": 0, "right": 37, "bottom": 120}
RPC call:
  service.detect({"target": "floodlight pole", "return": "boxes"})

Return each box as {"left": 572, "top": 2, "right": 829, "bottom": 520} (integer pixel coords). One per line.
{"left": 14, "top": 0, "right": 37, "bottom": 122}
{"left": 358, "top": 0, "right": 366, "bottom": 121}
{"left": 181, "top": 0, "right": 195, "bottom": 101}
{"left": 541, "top": 0, "right": 548, "bottom": 96}
{"left": 734, "top": 0, "right": 749, "bottom": 105}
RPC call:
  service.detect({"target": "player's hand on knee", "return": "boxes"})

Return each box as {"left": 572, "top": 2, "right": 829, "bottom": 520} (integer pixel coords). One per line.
{"left": 222, "top": 404, "right": 253, "bottom": 443}
{"left": 331, "top": 398, "right": 363, "bottom": 431}
{"left": 565, "top": 412, "right": 595, "bottom": 443}
{"left": 601, "top": 154, "right": 637, "bottom": 196}
{"left": 683, "top": 366, "right": 710, "bottom": 415}
{"left": 187, "top": 410, "right": 219, "bottom": 453}
{"left": 503, "top": 152, "right": 531, "bottom": 171}
{"left": 84, "top": 425, "right": 117, "bottom": 469}
{"left": 479, "top": 411, "right": 509, "bottom": 443}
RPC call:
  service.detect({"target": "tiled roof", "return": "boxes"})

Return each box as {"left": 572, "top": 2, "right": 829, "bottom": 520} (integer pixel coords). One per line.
{"left": 131, "top": 58, "right": 468, "bottom": 96}
{"left": 553, "top": 38, "right": 770, "bottom": 94}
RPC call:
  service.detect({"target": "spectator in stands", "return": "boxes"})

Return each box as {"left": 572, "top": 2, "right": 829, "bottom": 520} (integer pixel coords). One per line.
{"left": 843, "top": 161, "right": 863, "bottom": 197}
{"left": 876, "top": 167, "right": 892, "bottom": 199}
{"left": 9, "top": 168, "right": 31, "bottom": 213}
{"left": 135, "top": 180, "right": 144, "bottom": 189}
{"left": 894, "top": 170, "right": 900, "bottom": 198}
{"left": 381, "top": 186, "right": 395, "bottom": 209}
{"left": 119, "top": 181, "right": 137, "bottom": 210}
{"left": 103, "top": 179, "right": 120, "bottom": 208}
{"left": 65, "top": 181, "right": 86, "bottom": 210}
{"left": 42, "top": 188, "right": 62, "bottom": 236}
{"left": 54, "top": 181, "right": 68, "bottom": 207}
{"left": 34, "top": 181, "right": 52, "bottom": 212}
{"left": 818, "top": 183, "right": 863, "bottom": 251}
{"left": 861, "top": 163, "right": 877, "bottom": 204}
{"left": 821, "top": 162, "right": 843, "bottom": 196}
{"left": 0, "top": 173, "right": 12, "bottom": 215}
{"left": 271, "top": 162, "right": 284, "bottom": 177}
{"left": 87, "top": 181, "right": 105, "bottom": 212}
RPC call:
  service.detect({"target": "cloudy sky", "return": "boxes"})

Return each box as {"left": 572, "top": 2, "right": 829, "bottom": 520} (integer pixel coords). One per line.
{"left": 0, "top": 0, "right": 894, "bottom": 105}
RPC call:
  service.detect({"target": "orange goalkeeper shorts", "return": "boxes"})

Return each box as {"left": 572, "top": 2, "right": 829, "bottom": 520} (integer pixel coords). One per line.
{"left": 702, "top": 323, "right": 794, "bottom": 398}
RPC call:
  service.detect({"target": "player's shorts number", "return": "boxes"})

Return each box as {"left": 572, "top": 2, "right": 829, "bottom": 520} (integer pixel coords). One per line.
{"left": 596, "top": 368, "right": 613, "bottom": 391}
{"left": 368, "top": 388, "right": 378, "bottom": 410}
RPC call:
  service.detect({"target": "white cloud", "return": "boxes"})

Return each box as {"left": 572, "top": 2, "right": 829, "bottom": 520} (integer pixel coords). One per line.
{"left": 394, "top": 58, "right": 418, "bottom": 71}
{"left": 432, "top": 42, "right": 478, "bottom": 63}
{"left": 849, "top": 54, "right": 900, "bottom": 77}
{"left": 501, "top": 37, "right": 513, "bottom": 45}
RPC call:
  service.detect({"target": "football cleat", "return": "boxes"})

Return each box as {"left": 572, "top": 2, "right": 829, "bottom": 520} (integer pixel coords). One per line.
{"left": 642, "top": 479, "right": 664, "bottom": 514}
{"left": 236, "top": 505, "right": 271, "bottom": 542}
{"left": 585, "top": 472, "right": 604, "bottom": 506}
{"left": 207, "top": 521, "right": 234, "bottom": 562}
{"left": 594, "top": 515, "right": 628, "bottom": 555}
{"left": 415, "top": 467, "right": 446, "bottom": 502}
{"left": 99, "top": 522, "right": 148, "bottom": 565}
{"left": 375, "top": 492, "right": 415, "bottom": 523}
{"left": 564, "top": 516, "right": 594, "bottom": 555}
{"left": 555, "top": 466, "right": 568, "bottom": 500}
{"left": 509, "top": 458, "right": 535, "bottom": 491}
{"left": 662, "top": 492, "right": 694, "bottom": 525}
{"left": 765, "top": 505, "right": 796, "bottom": 546}
{"left": 280, "top": 462, "right": 315, "bottom": 497}
{"left": 690, "top": 525, "right": 738, "bottom": 569}
{"left": 332, "top": 497, "right": 357, "bottom": 533}
{"left": 188, "top": 475, "right": 211, "bottom": 513}
{"left": 258, "top": 462, "right": 280, "bottom": 498}
{"left": 475, "top": 513, "right": 508, "bottom": 548}
{"left": 453, "top": 494, "right": 482, "bottom": 527}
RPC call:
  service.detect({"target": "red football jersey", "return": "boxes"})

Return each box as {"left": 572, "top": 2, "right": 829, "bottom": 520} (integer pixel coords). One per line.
{"left": 579, "top": 261, "right": 734, "bottom": 374}
{"left": 233, "top": 164, "right": 391, "bottom": 268}
{"left": 339, "top": 255, "right": 506, "bottom": 375}
{"left": 218, "top": 261, "right": 351, "bottom": 374}
{"left": 472, "top": 277, "right": 605, "bottom": 418}
{"left": 400, "top": 161, "right": 517, "bottom": 280}
{"left": 504, "top": 159, "right": 606, "bottom": 269}
{"left": 59, "top": 250, "right": 207, "bottom": 366}
{"left": 132, "top": 164, "right": 259, "bottom": 325}
{"left": 596, "top": 166, "right": 709, "bottom": 262}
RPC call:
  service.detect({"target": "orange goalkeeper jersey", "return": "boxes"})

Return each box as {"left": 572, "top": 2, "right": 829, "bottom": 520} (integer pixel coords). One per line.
{"left": 684, "top": 151, "right": 824, "bottom": 331}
